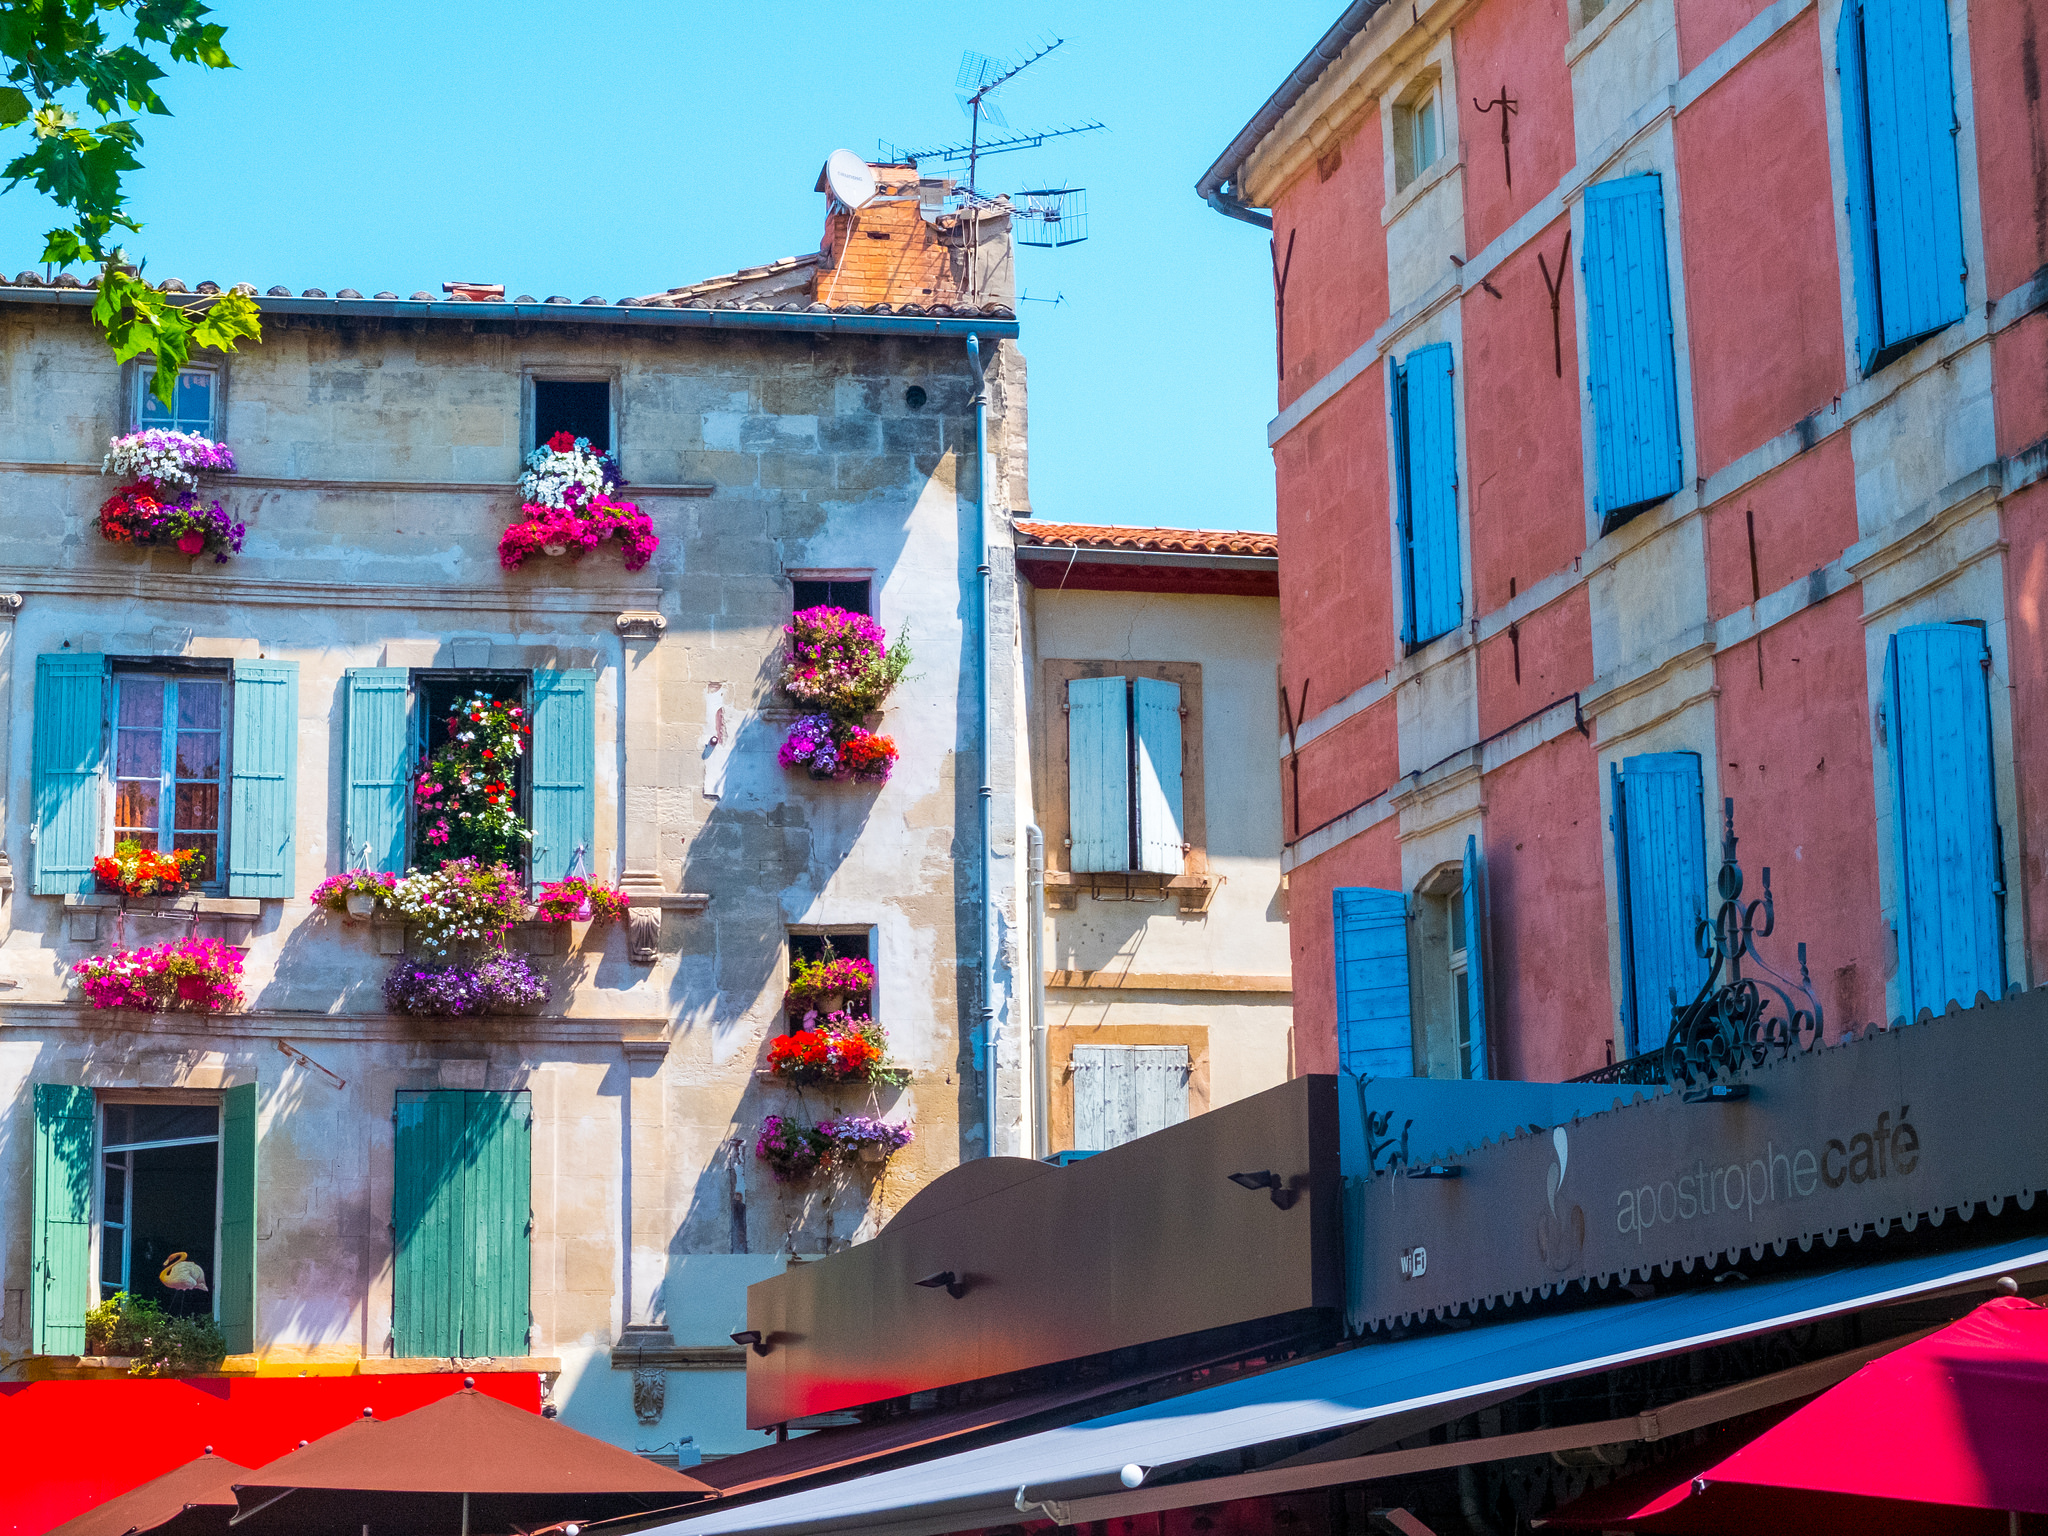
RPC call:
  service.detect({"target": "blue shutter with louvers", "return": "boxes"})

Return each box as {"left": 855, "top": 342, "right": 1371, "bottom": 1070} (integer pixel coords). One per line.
{"left": 1462, "top": 833, "right": 1489, "bottom": 1082}
{"left": 1390, "top": 358, "right": 1418, "bottom": 649}
{"left": 1333, "top": 887, "right": 1413, "bottom": 1077}
{"left": 1398, "top": 343, "right": 1462, "bottom": 646}
{"left": 1861, "top": 0, "right": 1967, "bottom": 356}
{"left": 31, "top": 1083, "right": 94, "bottom": 1355}
{"left": 227, "top": 659, "right": 298, "bottom": 897}
{"left": 1837, "top": 0, "right": 1884, "bottom": 374}
{"left": 1884, "top": 624, "right": 2003, "bottom": 1017}
{"left": 33, "top": 654, "right": 107, "bottom": 895}
{"left": 1612, "top": 752, "right": 1710, "bottom": 1054}
{"left": 1582, "top": 175, "right": 1683, "bottom": 523}
{"left": 529, "top": 670, "right": 596, "bottom": 883}
{"left": 344, "top": 669, "right": 411, "bottom": 874}
{"left": 1067, "top": 676, "right": 1131, "bottom": 873}
{"left": 1133, "top": 677, "right": 1185, "bottom": 876}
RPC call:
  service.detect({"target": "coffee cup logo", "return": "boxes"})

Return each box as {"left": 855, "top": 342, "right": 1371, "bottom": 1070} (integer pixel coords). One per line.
{"left": 1538, "top": 1125, "right": 1585, "bottom": 1271}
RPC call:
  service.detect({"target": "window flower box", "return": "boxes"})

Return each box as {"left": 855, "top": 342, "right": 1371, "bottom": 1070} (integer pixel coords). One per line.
{"left": 99, "top": 429, "right": 243, "bottom": 561}
{"left": 776, "top": 607, "right": 911, "bottom": 785}
{"left": 73, "top": 937, "right": 244, "bottom": 1013}
{"left": 498, "top": 434, "right": 658, "bottom": 571}
{"left": 382, "top": 951, "right": 550, "bottom": 1016}
{"left": 767, "top": 1015, "right": 904, "bottom": 1086}
{"left": 94, "top": 840, "right": 204, "bottom": 900}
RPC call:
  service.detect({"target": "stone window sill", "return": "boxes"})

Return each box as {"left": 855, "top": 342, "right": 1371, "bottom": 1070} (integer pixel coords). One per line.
{"left": 59, "top": 892, "right": 265, "bottom": 946}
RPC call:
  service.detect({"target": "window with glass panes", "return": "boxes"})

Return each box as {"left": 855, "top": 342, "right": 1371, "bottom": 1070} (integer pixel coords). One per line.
{"left": 134, "top": 366, "right": 218, "bottom": 436}
{"left": 99, "top": 1100, "right": 221, "bottom": 1318}
{"left": 113, "top": 672, "right": 227, "bottom": 886}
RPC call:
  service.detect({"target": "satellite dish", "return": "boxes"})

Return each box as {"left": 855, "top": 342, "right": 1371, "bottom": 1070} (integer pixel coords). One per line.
{"left": 825, "top": 149, "right": 879, "bottom": 211}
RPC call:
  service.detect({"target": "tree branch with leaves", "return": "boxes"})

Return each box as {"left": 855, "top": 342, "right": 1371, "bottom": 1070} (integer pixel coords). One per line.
{"left": 0, "top": 0, "right": 259, "bottom": 406}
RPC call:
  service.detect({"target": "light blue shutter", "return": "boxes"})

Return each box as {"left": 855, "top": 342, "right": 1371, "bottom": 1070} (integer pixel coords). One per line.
{"left": 1072, "top": 1046, "right": 1188, "bottom": 1152}
{"left": 1611, "top": 752, "right": 1710, "bottom": 1054}
{"left": 227, "top": 660, "right": 298, "bottom": 897}
{"left": 1067, "top": 676, "right": 1131, "bottom": 873}
{"left": 1861, "top": 0, "right": 1966, "bottom": 355}
{"left": 1885, "top": 624, "right": 2003, "bottom": 1017}
{"left": 529, "top": 669, "right": 596, "bottom": 883}
{"left": 32, "top": 1084, "right": 94, "bottom": 1356}
{"left": 1398, "top": 343, "right": 1462, "bottom": 645}
{"left": 1133, "top": 678, "right": 1184, "bottom": 875}
{"left": 1837, "top": 0, "right": 1884, "bottom": 374}
{"left": 1333, "top": 887, "right": 1413, "bottom": 1077}
{"left": 344, "top": 669, "right": 412, "bottom": 874}
{"left": 1582, "top": 175, "right": 1683, "bottom": 523}
{"left": 32, "top": 654, "right": 107, "bottom": 895}
{"left": 1390, "top": 358, "right": 1418, "bottom": 649}
{"left": 1462, "top": 834, "right": 1489, "bottom": 1082}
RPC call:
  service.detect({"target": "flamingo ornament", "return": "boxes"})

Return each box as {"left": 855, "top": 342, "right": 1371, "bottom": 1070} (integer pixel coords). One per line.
{"left": 159, "top": 1252, "right": 208, "bottom": 1291}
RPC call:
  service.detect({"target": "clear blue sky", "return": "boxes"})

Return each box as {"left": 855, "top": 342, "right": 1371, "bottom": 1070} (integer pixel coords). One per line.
{"left": 0, "top": 2, "right": 1330, "bottom": 533}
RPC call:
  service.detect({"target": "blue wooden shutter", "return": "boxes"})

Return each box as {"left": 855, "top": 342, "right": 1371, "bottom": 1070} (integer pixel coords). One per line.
{"left": 1390, "top": 358, "right": 1418, "bottom": 649}
{"left": 394, "top": 1090, "right": 531, "bottom": 1358}
{"left": 1333, "top": 887, "right": 1413, "bottom": 1077}
{"left": 1884, "top": 624, "right": 2003, "bottom": 1017}
{"left": 1861, "top": 0, "right": 1967, "bottom": 355}
{"left": 1067, "top": 676, "right": 1131, "bottom": 873}
{"left": 1462, "top": 834, "right": 1489, "bottom": 1082}
{"left": 217, "top": 1082, "right": 258, "bottom": 1353}
{"left": 32, "top": 1084, "right": 94, "bottom": 1355}
{"left": 1582, "top": 175, "right": 1683, "bottom": 523}
{"left": 1133, "top": 678, "right": 1185, "bottom": 875}
{"left": 344, "top": 668, "right": 411, "bottom": 874}
{"left": 529, "top": 669, "right": 596, "bottom": 883}
{"left": 32, "top": 654, "right": 107, "bottom": 895}
{"left": 1837, "top": 0, "right": 1884, "bottom": 374}
{"left": 227, "top": 660, "right": 298, "bottom": 897}
{"left": 1611, "top": 752, "right": 1710, "bottom": 1054}
{"left": 1399, "top": 343, "right": 1462, "bottom": 645}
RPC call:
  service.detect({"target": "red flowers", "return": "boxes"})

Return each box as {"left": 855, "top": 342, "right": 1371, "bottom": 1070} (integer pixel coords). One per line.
{"left": 766, "top": 1023, "right": 889, "bottom": 1084}
{"left": 547, "top": 430, "right": 578, "bottom": 452}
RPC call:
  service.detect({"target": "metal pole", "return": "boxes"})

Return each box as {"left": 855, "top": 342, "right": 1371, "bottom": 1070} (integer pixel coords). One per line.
{"left": 967, "top": 334, "right": 998, "bottom": 1157}
{"left": 1027, "top": 825, "right": 1049, "bottom": 1159}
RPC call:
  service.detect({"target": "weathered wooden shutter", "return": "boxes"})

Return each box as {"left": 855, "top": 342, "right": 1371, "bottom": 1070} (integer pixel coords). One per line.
{"left": 32, "top": 1084, "right": 94, "bottom": 1355}
{"left": 227, "top": 660, "right": 298, "bottom": 897}
{"left": 1462, "top": 834, "right": 1489, "bottom": 1082}
{"left": 1611, "top": 752, "right": 1710, "bottom": 1054}
{"left": 1398, "top": 343, "right": 1462, "bottom": 646}
{"left": 1067, "top": 676, "right": 1131, "bottom": 873}
{"left": 1861, "top": 0, "right": 1967, "bottom": 355}
{"left": 32, "top": 654, "right": 107, "bottom": 895}
{"left": 529, "top": 669, "right": 596, "bottom": 883}
{"left": 1333, "top": 887, "right": 1413, "bottom": 1077}
{"left": 394, "top": 1090, "right": 532, "bottom": 1358}
{"left": 1582, "top": 175, "right": 1683, "bottom": 523}
{"left": 1072, "top": 1045, "right": 1189, "bottom": 1152}
{"left": 217, "top": 1082, "right": 258, "bottom": 1353}
{"left": 1884, "top": 624, "right": 2003, "bottom": 1017}
{"left": 1132, "top": 678, "right": 1185, "bottom": 876}
{"left": 344, "top": 668, "right": 412, "bottom": 874}
{"left": 1837, "top": 0, "right": 1884, "bottom": 374}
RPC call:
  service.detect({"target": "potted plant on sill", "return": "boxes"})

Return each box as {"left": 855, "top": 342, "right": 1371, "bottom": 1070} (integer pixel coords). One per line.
{"left": 93, "top": 840, "right": 205, "bottom": 900}
{"left": 98, "top": 428, "right": 245, "bottom": 562}
{"left": 766, "top": 1015, "right": 904, "bottom": 1087}
{"left": 498, "top": 433, "right": 657, "bottom": 571}
{"left": 313, "top": 869, "right": 399, "bottom": 921}
{"left": 788, "top": 952, "right": 876, "bottom": 1017}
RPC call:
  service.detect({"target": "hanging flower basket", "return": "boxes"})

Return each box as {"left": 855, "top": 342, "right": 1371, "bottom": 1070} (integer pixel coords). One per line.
{"left": 533, "top": 876, "right": 631, "bottom": 924}
{"left": 382, "top": 951, "right": 550, "bottom": 1016}
{"left": 312, "top": 869, "right": 399, "bottom": 922}
{"left": 93, "top": 840, "right": 204, "bottom": 899}
{"left": 788, "top": 954, "right": 876, "bottom": 1010}
{"left": 498, "top": 434, "right": 658, "bottom": 571}
{"left": 754, "top": 1115, "right": 834, "bottom": 1183}
{"left": 778, "top": 714, "right": 900, "bottom": 784}
{"left": 75, "top": 938, "right": 244, "bottom": 1013}
{"left": 819, "top": 1115, "right": 914, "bottom": 1165}
{"left": 776, "top": 608, "right": 910, "bottom": 786}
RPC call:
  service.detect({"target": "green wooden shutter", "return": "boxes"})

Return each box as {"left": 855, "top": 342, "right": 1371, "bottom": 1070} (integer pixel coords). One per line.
{"left": 1067, "top": 676, "right": 1131, "bottom": 873}
{"left": 393, "top": 1090, "right": 531, "bottom": 1358}
{"left": 1333, "top": 888, "right": 1413, "bottom": 1078}
{"left": 217, "top": 1082, "right": 258, "bottom": 1353}
{"left": 32, "top": 1085, "right": 94, "bottom": 1355}
{"left": 344, "top": 669, "right": 412, "bottom": 874}
{"left": 32, "top": 654, "right": 107, "bottom": 895}
{"left": 529, "top": 670, "right": 596, "bottom": 884}
{"left": 1132, "top": 678, "right": 1184, "bottom": 876}
{"left": 1461, "top": 834, "right": 1489, "bottom": 1082}
{"left": 227, "top": 660, "right": 298, "bottom": 897}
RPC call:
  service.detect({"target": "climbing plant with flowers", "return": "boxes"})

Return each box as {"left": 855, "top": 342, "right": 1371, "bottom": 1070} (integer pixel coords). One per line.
{"left": 499, "top": 432, "right": 658, "bottom": 572}
{"left": 413, "top": 694, "right": 531, "bottom": 870}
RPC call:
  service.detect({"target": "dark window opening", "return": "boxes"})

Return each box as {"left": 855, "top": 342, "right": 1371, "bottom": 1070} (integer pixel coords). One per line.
{"left": 533, "top": 380, "right": 610, "bottom": 451}
{"left": 792, "top": 579, "right": 873, "bottom": 615}
{"left": 413, "top": 671, "right": 531, "bottom": 874}
{"left": 100, "top": 1102, "right": 219, "bottom": 1319}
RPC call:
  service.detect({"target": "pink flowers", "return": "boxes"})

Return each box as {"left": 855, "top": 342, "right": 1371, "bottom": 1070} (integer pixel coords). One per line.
{"left": 74, "top": 938, "right": 245, "bottom": 1013}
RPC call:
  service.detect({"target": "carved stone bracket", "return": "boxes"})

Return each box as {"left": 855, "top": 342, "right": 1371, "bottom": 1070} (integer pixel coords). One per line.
{"left": 620, "top": 886, "right": 711, "bottom": 965}
{"left": 632, "top": 1367, "right": 667, "bottom": 1424}
{"left": 615, "top": 610, "right": 668, "bottom": 641}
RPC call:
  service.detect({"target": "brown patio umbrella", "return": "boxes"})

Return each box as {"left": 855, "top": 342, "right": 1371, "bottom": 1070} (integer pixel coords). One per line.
{"left": 45, "top": 1449, "right": 248, "bottom": 1536}
{"left": 228, "top": 1383, "right": 712, "bottom": 1536}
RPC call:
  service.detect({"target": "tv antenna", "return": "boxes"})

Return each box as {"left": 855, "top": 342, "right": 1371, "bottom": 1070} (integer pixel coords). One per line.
{"left": 897, "top": 38, "right": 1105, "bottom": 198}
{"left": 1014, "top": 188, "right": 1088, "bottom": 248}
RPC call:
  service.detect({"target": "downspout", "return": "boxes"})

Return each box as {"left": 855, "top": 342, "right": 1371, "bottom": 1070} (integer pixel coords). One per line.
{"left": 1026, "top": 824, "right": 1049, "bottom": 1159}
{"left": 966, "top": 334, "right": 999, "bottom": 1157}
{"left": 1205, "top": 189, "right": 1274, "bottom": 231}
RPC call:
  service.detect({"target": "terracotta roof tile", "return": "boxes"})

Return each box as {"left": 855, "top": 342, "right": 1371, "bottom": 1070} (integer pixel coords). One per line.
{"left": 1013, "top": 521, "right": 1278, "bottom": 557}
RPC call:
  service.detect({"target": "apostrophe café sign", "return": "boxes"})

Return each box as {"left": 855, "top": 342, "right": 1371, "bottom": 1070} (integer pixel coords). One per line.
{"left": 1350, "top": 989, "right": 2048, "bottom": 1330}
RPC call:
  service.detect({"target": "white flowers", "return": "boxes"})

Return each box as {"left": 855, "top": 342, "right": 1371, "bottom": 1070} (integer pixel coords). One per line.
{"left": 103, "top": 429, "right": 237, "bottom": 493}
{"left": 519, "top": 438, "right": 617, "bottom": 510}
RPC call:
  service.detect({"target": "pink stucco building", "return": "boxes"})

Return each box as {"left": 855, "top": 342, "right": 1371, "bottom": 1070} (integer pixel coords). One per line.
{"left": 1199, "top": 0, "right": 2048, "bottom": 1081}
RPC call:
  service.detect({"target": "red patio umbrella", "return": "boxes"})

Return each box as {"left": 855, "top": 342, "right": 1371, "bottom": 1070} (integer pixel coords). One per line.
{"left": 42, "top": 1449, "right": 247, "bottom": 1536}
{"left": 1542, "top": 1295, "right": 2048, "bottom": 1532}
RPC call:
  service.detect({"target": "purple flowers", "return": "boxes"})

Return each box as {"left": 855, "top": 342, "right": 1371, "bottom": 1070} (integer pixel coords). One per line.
{"left": 382, "top": 951, "right": 550, "bottom": 1015}
{"left": 778, "top": 713, "right": 843, "bottom": 777}
{"left": 818, "top": 1115, "right": 914, "bottom": 1156}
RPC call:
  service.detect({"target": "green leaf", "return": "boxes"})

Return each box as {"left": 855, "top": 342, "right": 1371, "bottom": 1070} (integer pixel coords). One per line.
{"left": 0, "top": 86, "right": 29, "bottom": 126}
{"left": 189, "top": 288, "right": 260, "bottom": 350}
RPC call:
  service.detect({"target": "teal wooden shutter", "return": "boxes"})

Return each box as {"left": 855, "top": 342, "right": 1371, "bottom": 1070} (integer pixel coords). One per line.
{"left": 1067, "top": 676, "right": 1131, "bottom": 873}
{"left": 1333, "top": 888, "right": 1413, "bottom": 1077}
{"left": 1583, "top": 175, "right": 1683, "bottom": 524}
{"left": 1398, "top": 343, "right": 1462, "bottom": 645}
{"left": 227, "top": 660, "right": 298, "bottom": 897}
{"left": 1885, "top": 624, "right": 2003, "bottom": 1017}
{"left": 1837, "top": 0, "right": 1884, "bottom": 374}
{"left": 1861, "top": 0, "right": 1967, "bottom": 356}
{"left": 218, "top": 1082, "right": 257, "bottom": 1353}
{"left": 1072, "top": 1046, "right": 1189, "bottom": 1152}
{"left": 1462, "top": 834, "right": 1489, "bottom": 1082}
{"left": 1611, "top": 752, "right": 1710, "bottom": 1054}
{"left": 1390, "top": 358, "right": 1418, "bottom": 649}
{"left": 32, "top": 654, "right": 107, "bottom": 895}
{"left": 1133, "top": 678, "right": 1184, "bottom": 876}
{"left": 344, "top": 669, "right": 412, "bottom": 874}
{"left": 529, "top": 669, "right": 596, "bottom": 883}
{"left": 32, "top": 1085, "right": 94, "bottom": 1355}
{"left": 394, "top": 1090, "right": 531, "bottom": 1358}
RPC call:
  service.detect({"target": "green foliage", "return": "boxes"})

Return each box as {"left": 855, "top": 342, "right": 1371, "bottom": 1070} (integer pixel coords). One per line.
{"left": 0, "top": 2, "right": 258, "bottom": 401}
{"left": 84, "top": 1289, "right": 228, "bottom": 1376}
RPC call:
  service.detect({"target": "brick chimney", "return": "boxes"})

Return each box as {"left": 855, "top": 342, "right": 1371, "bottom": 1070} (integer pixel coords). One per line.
{"left": 814, "top": 160, "right": 1013, "bottom": 309}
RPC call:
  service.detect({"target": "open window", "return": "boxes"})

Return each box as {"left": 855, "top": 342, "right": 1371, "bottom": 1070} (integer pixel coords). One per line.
{"left": 786, "top": 929, "right": 875, "bottom": 1027}
{"left": 131, "top": 363, "right": 220, "bottom": 437}
{"left": 531, "top": 378, "right": 611, "bottom": 452}
{"left": 1410, "top": 836, "right": 1489, "bottom": 1081}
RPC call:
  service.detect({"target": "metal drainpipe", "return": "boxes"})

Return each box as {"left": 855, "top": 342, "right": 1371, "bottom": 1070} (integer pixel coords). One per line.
{"left": 966, "top": 334, "right": 999, "bottom": 1157}
{"left": 1026, "top": 824, "right": 1049, "bottom": 1159}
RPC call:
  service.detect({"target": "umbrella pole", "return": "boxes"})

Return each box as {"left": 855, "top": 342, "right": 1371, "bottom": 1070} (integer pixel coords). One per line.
{"left": 461, "top": 1492, "right": 470, "bottom": 1536}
